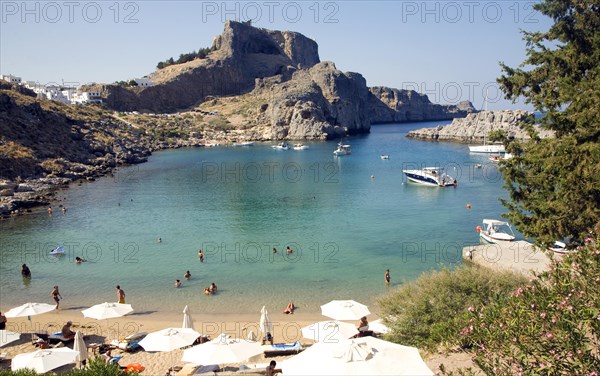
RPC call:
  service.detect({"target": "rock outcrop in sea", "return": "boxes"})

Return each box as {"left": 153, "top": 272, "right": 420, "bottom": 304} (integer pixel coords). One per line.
{"left": 406, "top": 110, "right": 554, "bottom": 142}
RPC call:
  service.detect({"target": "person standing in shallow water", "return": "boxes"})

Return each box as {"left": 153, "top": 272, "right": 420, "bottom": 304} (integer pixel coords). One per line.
{"left": 385, "top": 269, "right": 391, "bottom": 285}
{"left": 51, "top": 286, "right": 62, "bottom": 309}
{"left": 21, "top": 264, "right": 31, "bottom": 278}
{"left": 116, "top": 285, "right": 125, "bottom": 304}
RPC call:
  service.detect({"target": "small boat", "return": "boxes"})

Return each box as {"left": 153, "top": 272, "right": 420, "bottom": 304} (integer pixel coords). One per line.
{"left": 478, "top": 219, "right": 516, "bottom": 243}
{"left": 272, "top": 142, "right": 290, "bottom": 150}
{"left": 489, "top": 154, "right": 502, "bottom": 163}
{"left": 468, "top": 92, "right": 506, "bottom": 154}
{"left": 50, "top": 246, "right": 65, "bottom": 255}
{"left": 233, "top": 141, "right": 254, "bottom": 146}
{"left": 333, "top": 143, "right": 351, "bottom": 156}
{"left": 293, "top": 143, "right": 308, "bottom": 150}
{"left": 402, "top": 167, "right": 457, "bottom": 187}
{"left": 380, "top": 154, "right": 389, "bottom": 160}
{"left": 547, "top": 241, "right": 569, "bottom": 254}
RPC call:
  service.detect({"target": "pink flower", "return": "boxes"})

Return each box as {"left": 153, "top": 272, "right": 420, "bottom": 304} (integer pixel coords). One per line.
{"left": 567, "top": 305, "right": 573, "bottom": 311}
{"left": 468, "top": 306, "right": 474, "bottom": 312}
{"left": 546, "top": 332, "right": 553, "bottom": 338}
{"left": 540, "top": 312, "right": 547, "bottom": 318}
{"left": 590, "top": 372, "right": 598, "bottom": 376}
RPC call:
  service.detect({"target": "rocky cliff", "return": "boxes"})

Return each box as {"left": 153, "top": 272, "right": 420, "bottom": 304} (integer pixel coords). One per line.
{"left": 406, "top": 110, "right": 554, "bottom": 142}
{"left": 249, "top": 61, "right": 371, "bottom": 139}
{"left": 368, "top": 86, "right": 475, "bottom": 123}
{"left": 92, "top": 21, "right": 472, "bottom": 139}
{"left": 93, "top": 20, "right": 320, "bottom": 113}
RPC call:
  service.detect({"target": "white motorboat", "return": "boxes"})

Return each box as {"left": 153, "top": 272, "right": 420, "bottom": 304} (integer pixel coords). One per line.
{"left": 547, "top": 241, "right": 569, "bottom": 254}
{"left": 333, "top": 143, "right": 351, "bottom": 156}
{"left": 233, "top": 141, "right": 254, "bottom": 146}
{"left": 293, "top": 143, "right": 308, "bottom": 150}
{"left": 402, "top": 167, "right": 457, "bottom": 187}
{"left": 380, "top": 154, "right": 389, "bottom": 160}
{"left": 478, "top": 219, "right": 516, "bottom": 243}
{"left": 272, "top": 142, "right": 290, "bottom": 150}
{"left": 469, "top": 144, "right": 506, "bottom": 153}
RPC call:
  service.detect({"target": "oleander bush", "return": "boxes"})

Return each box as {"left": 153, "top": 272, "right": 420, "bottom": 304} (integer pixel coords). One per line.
{"left": 462, "top": 229, "right": 600, "bottom": 375}
{"left": 378, "top": 264, "right": 527, "bottom": 351}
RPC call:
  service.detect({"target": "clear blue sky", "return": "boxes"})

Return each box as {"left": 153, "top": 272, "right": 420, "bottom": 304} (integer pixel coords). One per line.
{"left": 1, "top": 1, "right": 552, "bottom": 110}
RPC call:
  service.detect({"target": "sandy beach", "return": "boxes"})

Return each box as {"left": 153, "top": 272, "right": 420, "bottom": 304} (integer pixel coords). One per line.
{"left": 0, "top": 308, "right": 337, "bottom": 375}
{"left": 0, "top": 307, "right": 478, "bottom": 375}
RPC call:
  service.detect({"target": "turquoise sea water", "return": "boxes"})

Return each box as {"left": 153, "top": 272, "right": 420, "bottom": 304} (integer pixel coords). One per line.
{"left": 0, "top": 121, "right": 512, "bottom": 315}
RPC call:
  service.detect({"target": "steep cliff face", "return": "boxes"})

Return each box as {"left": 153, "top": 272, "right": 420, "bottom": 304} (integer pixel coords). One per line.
{"left": 96, "top": 21, "right": 320, "bottom": 112}
{"left": 250, "top": 61, "right": 371, "bottom": 140}
{"left": 368, "top": 86, "right": 475, "bottom": 123}
{"left": 406, "top": 110, "right": 554, "bottom": 142}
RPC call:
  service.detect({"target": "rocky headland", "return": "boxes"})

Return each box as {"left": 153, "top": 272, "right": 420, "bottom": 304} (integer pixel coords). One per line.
{"left": 87, "top": 21, "right": 474, "bottom": 140}
{"left": 1, "top": 21, "right": 485, "bottom": 216}
{"left": 406, "top": 110, "right": 554, "bottom": 142}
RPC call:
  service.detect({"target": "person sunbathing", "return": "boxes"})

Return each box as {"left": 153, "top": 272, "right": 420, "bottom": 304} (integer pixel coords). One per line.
{"left": 283, "top": 302, "right": 295, "bottom": 314}
{"left": 61, "top": 321, "right": 76, "bottom": 339}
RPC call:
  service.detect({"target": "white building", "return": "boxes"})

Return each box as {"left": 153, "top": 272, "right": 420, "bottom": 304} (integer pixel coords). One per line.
{"left": 1, "top": 74, "right": 22, "bottom": 84}
{"left": 71, "top": 90, "right": 103, "bottom": 104}
{"left": 134, "top": 77, "right": 154, "bottom": 87}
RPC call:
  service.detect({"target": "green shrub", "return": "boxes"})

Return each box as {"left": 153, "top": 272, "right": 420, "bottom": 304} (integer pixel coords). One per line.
{"left": 0, "top": 356, "right": 137, "bottom": 375}
{"left": 464, "top": 229, "right": 600, "bottom": 375}
{"left": 378, "top": 264, "right": 527, "bottom": 351}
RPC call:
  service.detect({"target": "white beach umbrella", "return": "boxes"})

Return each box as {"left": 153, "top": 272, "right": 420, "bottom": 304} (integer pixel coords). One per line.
{"left": 320, "top": 300, "right": 371, "bottom": 321}
{"left": 11, "top": 348, "right": 79, "bottom": 373}
{"left": 81, "top": 302, "right": 133, "bottom": 320}
{"left": 369, "top": 319, "right": 391, "bottom": 334}
{"left": 181, "top": 333, "right": 262, "bottom": 365}
{"left": 0, "top": 330, "right": 21, "bottom": 347}
{"left": 139, "top": 327, "right": 201, "bottom": 352}
{"left": 73, "top": 331, "right": 88, "bottom": 365}
{"left": 281, "top": 336, "right": 433, "bottom": 375}
{"left": 301, "top": 320, "right": 357, "bottom": 343}
{"left": 182, "top": 305, "right": 194, "bottom": 330}
{"left": 4, "top": 302, "right": 55, "bottom": 318}
{"left": 259, "top": 306, "right": 272, "bottom": 337}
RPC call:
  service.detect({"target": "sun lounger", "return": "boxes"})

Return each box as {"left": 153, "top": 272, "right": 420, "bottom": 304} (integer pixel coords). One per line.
{"left": 48, "top": 332, "right": 72, "bottom": 343}
{"left": 261, "top": 341, "right": 302, "bottom": 357}
{"left": 109, "top": 332, "right": 146, "bottom": 352}
{"left": 192, "top": 364, "right": 219, "bottom": 374}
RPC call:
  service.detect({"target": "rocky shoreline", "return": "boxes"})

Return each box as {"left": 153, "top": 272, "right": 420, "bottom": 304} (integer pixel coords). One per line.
{"left": 406, "top": 110, "right": 554, "bottom": 142}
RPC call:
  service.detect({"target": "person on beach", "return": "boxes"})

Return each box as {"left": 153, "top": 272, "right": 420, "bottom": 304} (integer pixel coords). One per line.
{"left": 51, "top": 286, "right": 62, "bottom": 309}
{"left": 61, "top": 207, "right": 67, "bottom": 214}
{"left": 198, "top": 249, "right": 204, "bottom": 262}
{"left": 385, "top": 269, "right": 391, "bottom": 285}
{"left": 0, "top": 311, "right": 6, "bottom": 330}
{"left": 47, "top": 206, "right": 52, "bottom": 215}
{"left": 357, "top": 316, "right": 369, "bottom": 335}
{"left": 204, "top": 287, "right": 211, "bottom": 295}
{"left": 283, "top": 302, "right": 295, "bottom": 314}
{"left": 21, "top": 264, "right": 31, "bottom": 278}
{"left": 209, "top": 282, "right": 217, "bottom": 293}
{"left": 116, "top": 285, "right": 125, "bottom": 304}
{"left": 184, "top": 271, "right": 191, "bottom": 280}
{"left": 175, "top": 279, "right": 181, "bottom": 288}
{"left": 266, "top": 360, "right": 282, "bottom": 376}
{"left": 62, "top": 321, "right": 76, "bottom": 339}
